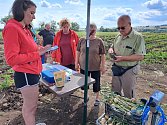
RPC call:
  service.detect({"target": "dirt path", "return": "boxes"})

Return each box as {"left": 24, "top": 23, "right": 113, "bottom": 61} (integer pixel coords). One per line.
{"left": 0, "top": 61, "right": 167, "bottom": 125}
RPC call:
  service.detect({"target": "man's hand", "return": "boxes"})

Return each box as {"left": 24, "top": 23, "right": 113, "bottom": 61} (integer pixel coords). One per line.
{"left": 114, "top": 55, "right": 144, "bottom": 62}
{"left": 114, "top": 56, "right": 124, "bottom": 62}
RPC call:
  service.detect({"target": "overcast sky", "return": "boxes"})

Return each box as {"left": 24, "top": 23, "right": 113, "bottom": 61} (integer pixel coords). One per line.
{"left": 0, "top": 0, "right": 167, "bottom": 28}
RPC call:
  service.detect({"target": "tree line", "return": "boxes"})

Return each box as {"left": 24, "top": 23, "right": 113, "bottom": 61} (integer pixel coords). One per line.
{"left": 0, "top": 15, "right": 117, "bottom": 32}
{"left": 1, "top": 15, "right": 167, "bottom": 33}
{"left": 0, "top": 15, "right": 80, "bottom": 32}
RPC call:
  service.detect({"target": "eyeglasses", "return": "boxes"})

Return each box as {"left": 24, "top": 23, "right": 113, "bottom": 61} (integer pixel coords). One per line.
{"left": 117, "top": 25, "right": 128, "bottom": 30}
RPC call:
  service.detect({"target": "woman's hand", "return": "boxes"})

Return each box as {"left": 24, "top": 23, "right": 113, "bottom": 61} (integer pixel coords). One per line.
{"left": 100, "top": 66, "right": 106, "bottom": 75}
{"left": 75, "top": 63, "right": 80, "bottom": 72}
{"left": 38, "top": 44, "right": 51, "bottom": 55}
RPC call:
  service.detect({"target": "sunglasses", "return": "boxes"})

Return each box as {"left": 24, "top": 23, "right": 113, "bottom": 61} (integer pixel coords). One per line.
{"left": 117, "top": 27, "right": 126, "bottom": 30}
{"left": 117, "top": 25, "right": 128, "bottom": 30}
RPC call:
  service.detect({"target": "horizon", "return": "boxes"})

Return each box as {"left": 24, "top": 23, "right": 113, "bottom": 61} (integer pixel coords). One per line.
{"left": 0, "top": 0, "right": 167, "bottom": 29}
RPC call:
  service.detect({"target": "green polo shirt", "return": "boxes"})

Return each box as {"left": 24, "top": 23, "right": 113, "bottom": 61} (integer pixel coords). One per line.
{"left": 114, "top": 29, "right": 146, "bottom": 67}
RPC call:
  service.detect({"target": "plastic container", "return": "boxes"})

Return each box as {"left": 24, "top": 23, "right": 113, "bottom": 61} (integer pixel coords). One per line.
{"left": 105, "top": 103, "right": 150, "bottom": 125}
{"left": 41, "top": 68, "right": 59, "bottom": 83}
{"left": 41, "top": 64, "right": 77, "bottom": 84}
{"left": 96, "top": 113, "right": 105, "bottom": 125}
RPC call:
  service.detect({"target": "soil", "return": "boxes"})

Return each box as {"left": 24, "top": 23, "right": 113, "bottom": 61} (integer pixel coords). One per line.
{"left": 0, "top": 43, "right": 167, "bottom": 125}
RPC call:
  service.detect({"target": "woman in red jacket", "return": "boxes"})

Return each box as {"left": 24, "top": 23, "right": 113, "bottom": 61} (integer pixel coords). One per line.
{"left": 52, "top": 18, "right": 79, "bottom": 70}
{"left": 3, "top": 0, "right": 50, "bottom": 125}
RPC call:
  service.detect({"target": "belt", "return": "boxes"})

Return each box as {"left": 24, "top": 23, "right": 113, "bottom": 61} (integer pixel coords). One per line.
{"left": 115, "top": 64, "right": 138, "bottom": 69}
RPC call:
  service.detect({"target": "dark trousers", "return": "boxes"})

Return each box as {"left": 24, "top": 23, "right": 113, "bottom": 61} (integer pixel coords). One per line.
{"left": 80, "top": 69, "right": 100, "bottom": 92}
{"left": 65, "top": 64, "right": 75, "bottom": 71}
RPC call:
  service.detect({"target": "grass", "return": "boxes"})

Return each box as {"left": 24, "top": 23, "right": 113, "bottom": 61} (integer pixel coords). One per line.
{"left": 76, "top": 31, "right": 167, "bottom": 72}
{"left": 0, "top": 31, "right": 167, "bottom": 92}
{"left": 0, "top": 31, "right": 167, "bottom": 68}
{"left": 0, "top": 69, "right": 14, "bottom": 91}
{"left": 0, "top": 31, "right": 2, "bottom": 40}
{"left": 94, "top": 32, "right": 167, "bottom": 72}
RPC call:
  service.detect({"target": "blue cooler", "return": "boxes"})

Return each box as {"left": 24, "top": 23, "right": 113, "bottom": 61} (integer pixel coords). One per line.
{"left": 41, "top": 64, "right": 77, "bottom": 84}
{"left": 41, "top": 68, "right": 60, "bottom": 83}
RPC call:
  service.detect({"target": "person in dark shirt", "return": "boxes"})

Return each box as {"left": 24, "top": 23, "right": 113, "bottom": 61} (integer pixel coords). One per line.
{"left": 37, "top": 23, "right": 55, "bottom": 63}
{"left": 38, "top": 24, "right": 54, "bottom": 46}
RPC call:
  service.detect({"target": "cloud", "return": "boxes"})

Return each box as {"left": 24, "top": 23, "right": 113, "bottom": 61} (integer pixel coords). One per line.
{"left": 68, "top": 14, "right": 86, "bottom": 27}
{"left": 102, "top": 7, "right": 133, "bottom": 21}
{"left": 52, "top": 4, "right": 62, "bottom": 8}
{"left": 144, "top": 0, "right": 167, "bottom": 10}
{"left": 40, "top": 0, "right": 62, "bottom": 8}
{"left": 137, "top": 10, "right": 167, "bottom": 21}
{"left": 65, "top": 0, "right": 83, "bottom": 5}
{"left": 104, "top": 15, "right": 116, "bottom": 21}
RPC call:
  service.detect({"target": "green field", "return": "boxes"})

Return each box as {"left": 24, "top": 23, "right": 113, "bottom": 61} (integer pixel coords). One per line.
{"left": 1, "top": 31, "right": 167, "bottom": 71}
{"left": 78, "top": 31, "right": 167, "bottom": 71}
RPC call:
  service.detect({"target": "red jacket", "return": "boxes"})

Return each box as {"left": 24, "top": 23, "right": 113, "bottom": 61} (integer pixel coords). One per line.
{"left": 3, "top": 19, "right": 42, "bottom": 74}
{"left": 52, "top": 29, "right": 79, "bottom": 64}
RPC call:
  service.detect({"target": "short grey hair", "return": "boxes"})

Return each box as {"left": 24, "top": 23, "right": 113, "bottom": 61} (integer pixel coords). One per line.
{"left": 118, "top": 15, "right": 131, "bottom": 24}
{"left": 45, "top": 23, "right": 50, "bottom": 27}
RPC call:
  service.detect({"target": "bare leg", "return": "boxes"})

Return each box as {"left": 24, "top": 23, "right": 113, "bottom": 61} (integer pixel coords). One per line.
{"left": 95, "top": 91, "right": 99, "bottom": 100}
{"left": 20, "top": 86, "right": 39, "bottom": 125}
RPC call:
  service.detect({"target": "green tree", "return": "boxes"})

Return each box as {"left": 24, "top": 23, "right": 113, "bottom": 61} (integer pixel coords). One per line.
{"left": 100, "top": 26, "right": 104, "bottom": 32}
{"left": 50, "top": 20, "right": 57, "bottom": 32}
{"left": 38, "top": 21, "right": 45, "bottom": 31}
{"left": 0, "top": 15, "right": 12, "bottom": 24}
{"left": 71, "top": 22, "right": 80, "bottom": 31}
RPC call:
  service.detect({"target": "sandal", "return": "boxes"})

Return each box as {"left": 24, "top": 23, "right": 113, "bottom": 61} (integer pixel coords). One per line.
{"left": 94, "top": 99, "right": 100, "bottom": 106}
{"left": 36, "top": 123, "right": 46, "bottom": 125}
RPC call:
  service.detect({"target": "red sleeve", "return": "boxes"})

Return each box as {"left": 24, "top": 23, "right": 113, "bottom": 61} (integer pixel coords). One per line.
{"left": 3, "top": 26, "right": 40, "bottom": 67}
{"left": 73, "top": 31, "right": 79, "bottom": 46}
{"left": 53, "top": 33, "right": 58, "bottom": 46}
{"left": 52, "top": 32, "right": 60, "bottom": 59}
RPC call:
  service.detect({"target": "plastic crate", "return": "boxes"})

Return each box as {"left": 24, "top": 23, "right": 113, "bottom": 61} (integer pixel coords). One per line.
{"left": 105, "top": 103, "right": 149, "bottom": 125}
{"left": 96, "top": 113, "right": 134, "bottom": 125}
{"left": 96, "top": 113, "right": 105, "bottom": 125}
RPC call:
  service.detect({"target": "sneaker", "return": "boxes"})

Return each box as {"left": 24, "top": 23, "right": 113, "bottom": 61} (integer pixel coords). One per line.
{"left": 94, "top": 99, "right": 100, "bottom": 106}
{"left": 36, "top": 123, "right": 46, "bottom": 125}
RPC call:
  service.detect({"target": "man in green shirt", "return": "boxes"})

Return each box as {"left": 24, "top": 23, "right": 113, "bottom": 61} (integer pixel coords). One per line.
{"left": 108, "top": 15, "right": 146, "bottom": 98}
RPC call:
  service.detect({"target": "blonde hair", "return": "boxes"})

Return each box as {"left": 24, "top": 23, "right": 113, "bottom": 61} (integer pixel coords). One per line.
{"left": 59, "top": 18, "right": 71, "bottom": 28}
